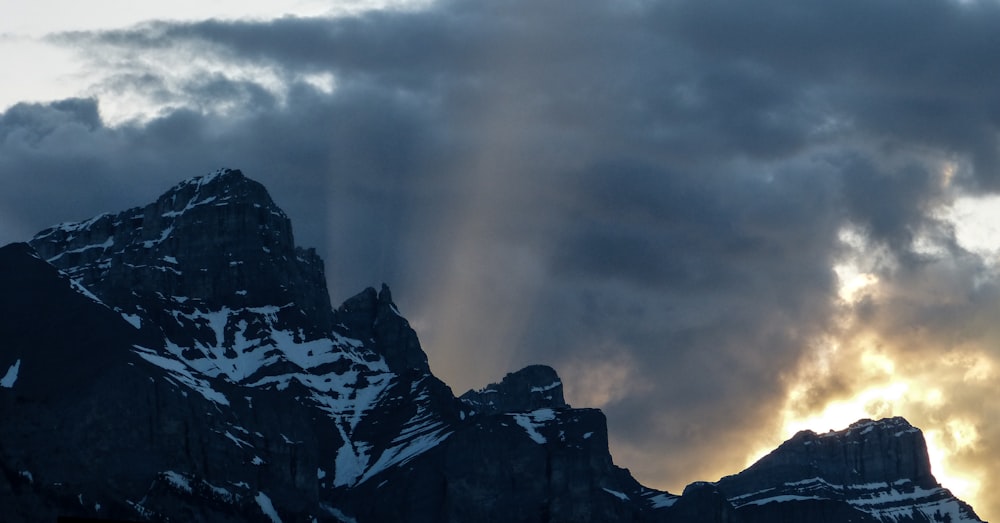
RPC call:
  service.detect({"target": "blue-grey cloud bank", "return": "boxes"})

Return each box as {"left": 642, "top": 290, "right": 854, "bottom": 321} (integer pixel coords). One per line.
{"left": 3, "top": 0, "right": 1000, "bottom": 517}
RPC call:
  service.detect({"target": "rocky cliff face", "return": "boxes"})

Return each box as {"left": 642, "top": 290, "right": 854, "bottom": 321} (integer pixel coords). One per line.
{"left": 0, "top": 168, "right": 987, "bottom": 523}
{"left": 716, "top": 418, "right": 983, "bottom": 523}
{"left": 30, "top": 168, "right": 332, "bottom": 333}
{"left": 4, "top": 169, "right": 684, "bottom": 522}
{"left": 459, "top": 364, "right": 568, "bottom": 415}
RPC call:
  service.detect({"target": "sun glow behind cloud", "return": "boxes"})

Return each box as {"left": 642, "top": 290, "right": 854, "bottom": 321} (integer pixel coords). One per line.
{"left": 745, "top": 344, "right": 985, "bottom": 508}
{"left": 6, "top": 1, "right": 1000, "bottom": 520}
{"left": 745, "top": 221, "right": 993, "bottom": 512}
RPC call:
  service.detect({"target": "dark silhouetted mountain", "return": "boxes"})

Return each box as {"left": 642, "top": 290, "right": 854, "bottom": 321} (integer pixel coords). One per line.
{"left": 459, "top": 364, "right": 567, "bottom": 415}
{"left": 717, "top": 418, "right": 983, "bottom": 523}
{"left": 0, "top": 169, "right": 986, "bottom": 522}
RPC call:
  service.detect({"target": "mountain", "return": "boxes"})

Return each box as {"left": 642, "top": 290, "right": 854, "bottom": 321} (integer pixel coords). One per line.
{"left": 0, "top": 168, "right": 986, "bottom": 522}
{"left": 717, "top": 417, "right": 983, "bottom": 523}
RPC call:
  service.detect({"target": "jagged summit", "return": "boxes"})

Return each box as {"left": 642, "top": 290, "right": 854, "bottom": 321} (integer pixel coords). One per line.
{"left": 30, "top": 167, "right": 332, "bottom": 331}
{"left": 459, "top": 364, "right": 568, "bottom": 415}
{"left": 794, "top": 416, "right": 917, "bottom": 440}
{"left": 3, "top": 168, "right": 988, "bottom": 522}
{"left": 164, "top": 168, "right": 280, "bottom": 213}
{"left": 332, "top": 283, "right": 431, "bottom": 375}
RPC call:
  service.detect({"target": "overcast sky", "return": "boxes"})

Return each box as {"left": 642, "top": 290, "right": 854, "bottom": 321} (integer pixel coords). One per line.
{"left": 4, "top": 0, "right": 1000, "bottom": 517}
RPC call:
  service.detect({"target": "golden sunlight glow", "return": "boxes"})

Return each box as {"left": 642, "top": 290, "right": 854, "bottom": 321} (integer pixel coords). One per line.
{"left": 860, "top": 348, "right": 895, "bottom": 376}
{"left": 758, "top": 346, "right": 985, "bottom": 512}
{"left": 832, "top": 230, "right": 880, "bottom": 304}
{"left": 951, "top": 352, "right": 994, "bottom": 383}
{"left": 781, "top": 381, "right": 909, "bottom": 436}
{"left": 925, "top": 426, "right": 981, "bottom": 502}
{"left": 921, "top": 387, "right": 944, "bottom": 408}
{"left": 834, "top": 265, "right": 878, "bottom": 303}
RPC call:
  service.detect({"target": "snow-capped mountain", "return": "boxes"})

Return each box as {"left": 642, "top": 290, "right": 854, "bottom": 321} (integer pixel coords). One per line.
{"left": 716, "top": 417, "right": 983, "bottom": 523}
{"left": 0, "top": 169, "right": 986, "bottom": 522}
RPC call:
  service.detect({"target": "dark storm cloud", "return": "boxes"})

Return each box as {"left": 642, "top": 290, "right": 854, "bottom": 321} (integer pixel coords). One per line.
{"left": 6, "top": 0, "right": 1000, "bottom": 511}
{"left": 0, "top": 82, "right": 445, "bottom": 304}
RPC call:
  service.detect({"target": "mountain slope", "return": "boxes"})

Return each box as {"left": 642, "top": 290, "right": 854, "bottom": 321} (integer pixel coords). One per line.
{"left": 5, "top": 169, "right": 678, "bottom": 522}
{"left": 717, "top": 418, "right": 983, "bottom": 523}
{"left": 0, "top": 168, "right": 987, "bottom": 522}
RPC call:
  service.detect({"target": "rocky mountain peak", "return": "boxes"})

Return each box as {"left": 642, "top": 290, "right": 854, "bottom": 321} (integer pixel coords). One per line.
{"left": 159, "top": 168, "right": 274, "bottom": 212}
{"left": 459, "top": 364, "right": 568, "bottom": 415}
{"left": 29, "top": 168, "right": 333, "bottom": 332}
{"left": 725, "top": 415, "right": 934, "bottom": 492}
{"left": 716, "top": 416, "right": 982, "bottom": 523}
{"left": 772, "top": 416, "right": 934, "bottom": 488}
{"left": 5, "top": 168, "right": 988, "bottom": 523}
{"left": 332, "top": 283, "right": 430, "bottom": 375}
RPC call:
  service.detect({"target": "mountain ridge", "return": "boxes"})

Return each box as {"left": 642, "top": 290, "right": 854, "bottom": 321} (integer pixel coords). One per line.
{"left": 0, "top": 168, "right": 986, "bottom": 522}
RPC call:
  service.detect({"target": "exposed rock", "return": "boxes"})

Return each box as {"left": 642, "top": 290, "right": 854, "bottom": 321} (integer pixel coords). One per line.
{"left": 728, "top": 417, "right": 935, "bottom": 490}
{"left": 2, "top": 169, "right": 988, "bottom": 523}
{"left": 29, "top": 168, "right": 333, "bottom": 334}
{"left": 717, "top": 417, "right": 983, "bottom": 523}
{"left": 666, "top": 482, "right": 743, "bottom": 523}
{"left": 0, "top": 242, "right": 322, "bottom": 522}
{"left": 333, "top": 284, "right": 431, "bottom": 375}
{"left": 460, "top": 364, "right": 568, "bottom": 415}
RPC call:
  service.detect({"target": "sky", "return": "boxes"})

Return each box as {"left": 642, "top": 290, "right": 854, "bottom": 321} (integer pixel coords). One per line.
{"left": 3, "top": 0, "right": 1000, "bottom": 518}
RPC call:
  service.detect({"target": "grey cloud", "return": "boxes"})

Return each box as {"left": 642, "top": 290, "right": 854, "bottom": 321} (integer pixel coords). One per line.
{"left": 6, "top": 0, "right": 1000, "bottom": 513}
{"left": 837, "top": 154, "right": 945, "bottom": 251}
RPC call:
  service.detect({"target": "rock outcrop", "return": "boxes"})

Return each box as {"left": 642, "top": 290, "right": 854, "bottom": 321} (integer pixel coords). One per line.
{"left": 30, "top": 168, "right": 333, "bottom": 334}
{"left": 4, "top": 169, "right": 682, "bottom": 522}
{"left": 717, "top": 418, "right": 983, "bottom": 523}
{"left": 459, "top": 364, "right": 568, "bottom": 415}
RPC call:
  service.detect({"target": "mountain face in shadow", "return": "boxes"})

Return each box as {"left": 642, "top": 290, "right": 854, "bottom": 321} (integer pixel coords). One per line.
{"left": 0, "top": 169, "right": 984, "bottom": 523}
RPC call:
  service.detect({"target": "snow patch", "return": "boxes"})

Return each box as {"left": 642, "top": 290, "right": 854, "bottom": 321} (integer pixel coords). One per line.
{"left": 603, "top": 488, "right": 630, "bottom": 501}
{"left": 530, "top": 381, "right": 561, "bottom": 393}
{"left": 320, "top": 504, "right": 358, "bottom": 523}
{"left": 358, "top": 428, "right": 453, "bottom": 484}
{"left": 162, "top": 196, "right": 218, "bottom": 218}
{"left": 223, "top": 431, "right": 252, "bottom": 448}
{"left": 647, "top": 493, "right": 678, "bottom": 509}
{"left": 509, "top": 408, "right": 556, "bottom": 444}
{"left": 733, "top": 477, "right": 980, "bottom": 522}
{"left": 68, "top": 278, "right": 106, "bottom": 306}
{"left": 334, "top": 441, "right": 371, "bottom": 487}
{"left": 255, "top": 491, "right": 283, "bottom": 523}
{"left": 44, "top": 234, "right": 114, "bottom": 263}
{"left": 1, "top": 359, "right": 21, "bottom": 388}
{"left": 202, "top": 479, "right": 235, "bottom": 504}
{"left": 132, "top": 345, "right": 229, "bottom": 405}
{"left": 162, "top": 471, "right": 193, "bottom": 494}
{"left": 121, "top": 313, "right": 142, "bottom": 329}
{"left": 741, "top": 494, "right": 823, "bottom": 506}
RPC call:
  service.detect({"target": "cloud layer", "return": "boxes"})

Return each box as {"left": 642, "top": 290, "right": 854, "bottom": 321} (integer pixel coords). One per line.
{"left": 4, "top": 0, "right": 1000, "bottom": 517}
